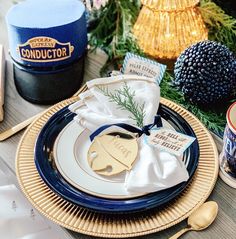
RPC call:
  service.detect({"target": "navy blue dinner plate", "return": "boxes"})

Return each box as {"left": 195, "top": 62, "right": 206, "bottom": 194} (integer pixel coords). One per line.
{"left": 35, "top": 104, "right": 199, "bottom": 213}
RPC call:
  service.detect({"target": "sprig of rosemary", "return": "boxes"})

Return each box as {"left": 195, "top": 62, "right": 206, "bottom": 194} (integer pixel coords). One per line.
{"left": 97, "top": 83, "right": 146, "bottom": 128}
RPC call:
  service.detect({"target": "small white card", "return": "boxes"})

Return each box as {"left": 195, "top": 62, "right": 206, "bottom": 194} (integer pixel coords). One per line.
{"left": 122, "top": 52, "right": 166, "bottom": 84}
{"left": 145, "top": 128, "right": 196, "bottom": 156}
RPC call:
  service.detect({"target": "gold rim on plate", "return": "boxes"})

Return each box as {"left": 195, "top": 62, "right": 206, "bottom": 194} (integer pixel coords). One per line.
{"left": 15, "top": 93, "right": 219, "bottom": 238}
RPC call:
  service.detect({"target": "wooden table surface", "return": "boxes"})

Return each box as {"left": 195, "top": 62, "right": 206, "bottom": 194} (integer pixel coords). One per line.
{"left": 1, "top": 2, "right": 236, "bottom": 239}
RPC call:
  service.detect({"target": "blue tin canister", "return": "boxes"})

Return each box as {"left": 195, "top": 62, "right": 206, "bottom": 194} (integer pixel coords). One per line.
{"left": 6, "top": 0, "right": 87, "bottom": 104}
{"left": 223, "top": 102, "right": 236, "bottom": 176}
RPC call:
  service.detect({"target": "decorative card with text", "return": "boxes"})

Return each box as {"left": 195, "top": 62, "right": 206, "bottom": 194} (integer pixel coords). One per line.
{"left": 145, "top": 128, "right": 196, "bottom": 156}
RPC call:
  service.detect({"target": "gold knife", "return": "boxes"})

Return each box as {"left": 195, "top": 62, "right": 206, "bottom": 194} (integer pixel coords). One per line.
{"left": 0, "top": 45, "right": 5, "bottom": 122}
{"left": 0, "top": 84, "right": 87, "bottom": 142}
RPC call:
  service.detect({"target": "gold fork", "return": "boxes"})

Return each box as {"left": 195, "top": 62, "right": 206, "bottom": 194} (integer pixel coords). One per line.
{"left": 0, "top": 84, "right": 87, "bottom": 142}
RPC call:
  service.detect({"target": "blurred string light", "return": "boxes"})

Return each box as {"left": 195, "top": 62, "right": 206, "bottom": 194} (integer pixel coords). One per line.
{"left": 133, "top": 0, "right": 208, "bottom": 59}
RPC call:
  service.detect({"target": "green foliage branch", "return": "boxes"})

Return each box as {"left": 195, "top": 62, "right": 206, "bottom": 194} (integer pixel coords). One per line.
{"left": 89, "top": 0, "right": 143, "bottom": 71}
{"left": 89, "top": 0, "right": 236, "bottom": 135}
{"left": 97, "top": 83, "right": 146, "bottom": 128}
{"left": 199, "top": 0, "right": 236, "bottom": 53}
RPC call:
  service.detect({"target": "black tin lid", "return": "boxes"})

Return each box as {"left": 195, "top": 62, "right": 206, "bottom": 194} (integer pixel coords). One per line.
{"left": 13, "top": 55, "right": 85, "bottom": 105}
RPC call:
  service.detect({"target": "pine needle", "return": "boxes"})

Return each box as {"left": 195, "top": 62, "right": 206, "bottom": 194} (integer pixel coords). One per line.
{"left": 199, "top": 0, "right": 236, "bottom": 53}
{"left": 89, "top": 0, "right": 236, "bottom": 135}
{"left": 89, "top": 0, "right": 143, "bottom": 71}
{"left": 97, "top": 83, "right": 146, "bottom": 128}
{"left": 160, "top": 72, "right": 227, "bottom": 135}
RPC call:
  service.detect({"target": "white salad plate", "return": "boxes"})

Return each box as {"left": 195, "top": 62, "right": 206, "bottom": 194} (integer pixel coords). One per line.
{"left": 53, "top": 118, "right": 189, "bottom": 199}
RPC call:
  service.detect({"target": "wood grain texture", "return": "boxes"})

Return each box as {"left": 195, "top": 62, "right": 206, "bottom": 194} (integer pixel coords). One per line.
{"left": 0, "top": 2, "right": 236, "bottom": 239}
{"left": 0, "top": 45, "right": 5, "bottom": 121}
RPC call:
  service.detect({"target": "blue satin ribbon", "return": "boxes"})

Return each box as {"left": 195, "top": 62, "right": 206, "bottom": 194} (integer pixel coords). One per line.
{"left": 90, "top": 115, "right": 163, "bottom": 141}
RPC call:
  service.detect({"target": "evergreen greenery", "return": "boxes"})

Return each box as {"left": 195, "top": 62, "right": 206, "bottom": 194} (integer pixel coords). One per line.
{"left": 97, "top": 83, "right": 146, "bottom": 128}
{"left": 88, "top": 0, "right": 236, "bottom": 135}
{"left": 160, "top": 72, "right": 227, "bottom": 134}
{"left": 89, "top": 0, "right": 142, "bottom": 71}
{"left": 199, "top": 0, "right": 236, "bottom": 53}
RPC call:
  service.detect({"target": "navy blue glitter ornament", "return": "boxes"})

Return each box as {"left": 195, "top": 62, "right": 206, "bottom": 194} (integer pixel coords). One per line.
{"left": 174, "top": 41, "right": 236, "bottom": 106}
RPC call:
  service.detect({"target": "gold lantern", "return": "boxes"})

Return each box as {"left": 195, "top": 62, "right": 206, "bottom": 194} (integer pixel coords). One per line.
{"left": 133, "top": 0, "right": 208, "bottom": 60}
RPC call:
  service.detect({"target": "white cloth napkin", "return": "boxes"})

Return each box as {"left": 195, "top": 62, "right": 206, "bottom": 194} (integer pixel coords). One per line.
{"left": 69, "top": 75, "right": 189, "bottom": 194}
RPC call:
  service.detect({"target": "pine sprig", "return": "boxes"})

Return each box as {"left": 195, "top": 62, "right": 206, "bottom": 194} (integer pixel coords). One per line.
{"left": 97, "top": 83, "right": 146, "bottom": 128}
{"left": 199, "top": 0, "right": 236, "bottom": 53}
{"left": 88, "top": 0, "right": 236, "bottom": 135}
{"left": 160, "top": 72, "right": 227, "bottom": 135}
{"left": 89, "top": 0, "right": 143, "bottom": 71}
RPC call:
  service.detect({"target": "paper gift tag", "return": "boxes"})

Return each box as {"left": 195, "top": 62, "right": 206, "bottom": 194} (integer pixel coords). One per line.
{"left": 88, "top": 133, "right": 138, "bottom": 176}
{"left": 122, "top": 52, "right": 166, "bottom": 84}
{"left": 145, "top": 128, "right": 196, "bottom": 156}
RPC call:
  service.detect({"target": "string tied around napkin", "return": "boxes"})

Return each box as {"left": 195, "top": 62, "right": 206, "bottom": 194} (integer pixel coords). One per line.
{"left": 90, "top": 115, "right": 163, "bottom": 141}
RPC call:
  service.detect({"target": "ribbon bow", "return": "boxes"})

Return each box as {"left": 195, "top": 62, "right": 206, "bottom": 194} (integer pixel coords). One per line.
{"left": 90, "top": 115, "right": 162, "bottom": 141}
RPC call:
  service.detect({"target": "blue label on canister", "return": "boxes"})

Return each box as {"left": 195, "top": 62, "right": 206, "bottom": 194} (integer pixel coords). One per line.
{"left": 223, "top": 102, "right": 236, "bottom": 174}
{"left": 224, "top": 126, "right": 236, "bottom": 157}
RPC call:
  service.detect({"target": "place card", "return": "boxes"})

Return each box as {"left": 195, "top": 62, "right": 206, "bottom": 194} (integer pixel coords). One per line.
{"left": 122, "top": 52, "right": 166, "bottom": 84}
{"left": 145, "top": 128, "right": 196, "bottom": 156}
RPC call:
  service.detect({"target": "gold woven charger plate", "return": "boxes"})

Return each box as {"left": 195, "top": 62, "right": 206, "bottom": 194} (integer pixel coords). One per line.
{"left": 16, "top": 91, "right": 219, "bottom": 238}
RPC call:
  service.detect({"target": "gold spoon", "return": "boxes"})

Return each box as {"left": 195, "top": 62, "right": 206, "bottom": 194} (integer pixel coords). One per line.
{"left": 169, "top": 201, "right": 218, "bottom": 239}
